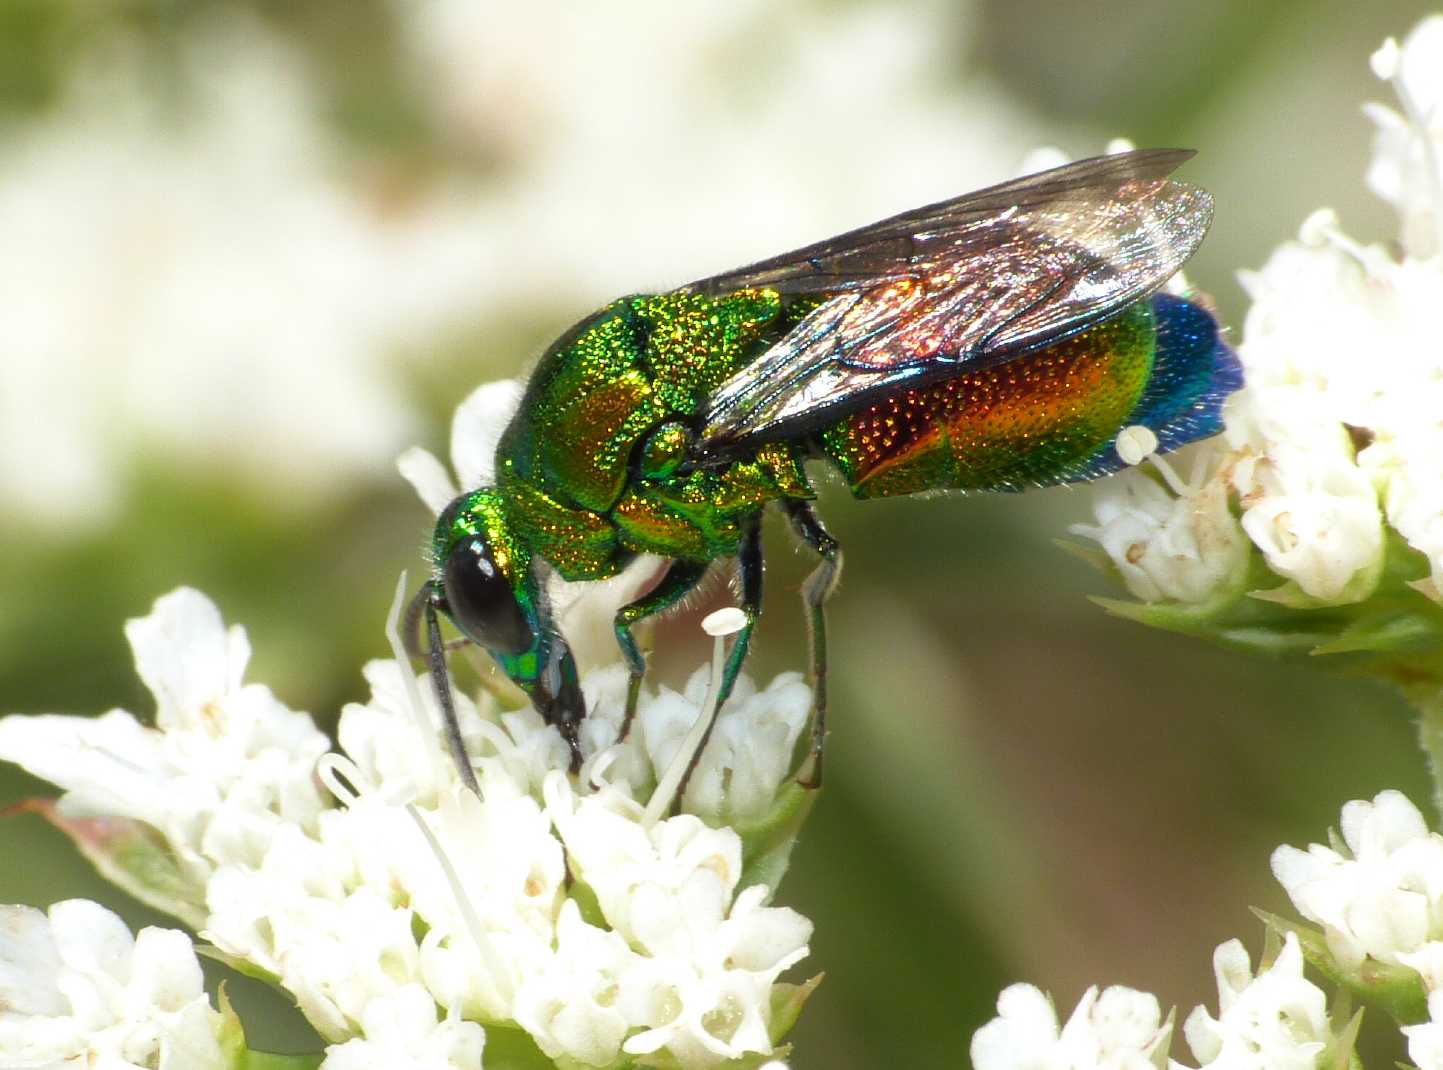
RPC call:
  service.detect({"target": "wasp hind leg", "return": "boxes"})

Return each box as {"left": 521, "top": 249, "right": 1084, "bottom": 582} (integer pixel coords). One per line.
{"left": 613, "top": 559, "right": 710, "bottom": 741}
{"left": 783, "top": 499, "right": 842, "bottom": 790}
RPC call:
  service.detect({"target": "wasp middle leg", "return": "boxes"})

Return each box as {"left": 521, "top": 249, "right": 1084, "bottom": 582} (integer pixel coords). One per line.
{"left": 613, "top": 558, "right": 710, "bottom": 741}
{"left": 672, "top": 516, "right": 763, "bottom": 810}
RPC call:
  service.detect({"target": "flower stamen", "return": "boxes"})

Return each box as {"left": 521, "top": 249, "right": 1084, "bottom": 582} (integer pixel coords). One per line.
{"left": 643, "top": 607, "right": 745, "bottom": 826}
{"left": 384, "top": 571, "right": 448, "bottom": 788}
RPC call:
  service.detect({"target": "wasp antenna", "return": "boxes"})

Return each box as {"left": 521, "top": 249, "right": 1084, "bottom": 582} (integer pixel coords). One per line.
{"left": 402, "top": 581, "right": 436, "bottom": 661}
{"left": 424, "top": 592, "right": 481, "bottom": 795}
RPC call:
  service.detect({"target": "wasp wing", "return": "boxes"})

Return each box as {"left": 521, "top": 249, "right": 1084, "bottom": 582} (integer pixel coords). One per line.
{"left": 696, "top": 149, "right": 1213, "bottom": 449}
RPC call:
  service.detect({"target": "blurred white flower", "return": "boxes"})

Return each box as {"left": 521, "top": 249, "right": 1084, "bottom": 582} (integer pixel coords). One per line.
{"left": 1179, "top": 934, "right": 1330, "bottom": 1070}
{"left": 1365, "top": 16, "right": 1443, "bottom": 259}
{"left": 970, "top": 982, "right": 1172, "bottom": 1070}
{"left": 391, "top": 0, "right": 1048, "bottom": 306}
{"left": 0, "top": 900, "right": 226, "bottom": 1070}
{"left": 0, "top": 13, "right": 495, "bottom": 526}
{"left": 1271, "top": 789, "right": 1443, "bottom": 970}
{"left": 0, "top": 587, "right": 330, "bottom": 890}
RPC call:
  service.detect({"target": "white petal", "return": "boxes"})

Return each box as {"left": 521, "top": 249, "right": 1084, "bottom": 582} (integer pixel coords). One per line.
{"left": 0, "top": 904, "right": 66, "bottom": 1016}
{"left": 397, "top": 446, "right": 459, "bottom": 515}
{"left": 450, "top": 379, "right": 523, "bottom": 489}
{"left": 125, "top": 588, "right": 249, "bottom": 728}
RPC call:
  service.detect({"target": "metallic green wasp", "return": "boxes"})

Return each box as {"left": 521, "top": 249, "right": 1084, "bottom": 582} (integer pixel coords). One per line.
{"left": 408, "top": 149, "right": 1241, "bottom": 793}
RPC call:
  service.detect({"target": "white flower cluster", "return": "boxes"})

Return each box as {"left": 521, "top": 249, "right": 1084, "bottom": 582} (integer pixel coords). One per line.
{"left": 970, "top": 932, "right": 1329, "bottom": 1070}
{"left": 1074, "top": 17, "right": 1443, "bottom": 609}
{"left": 976, "top": 787, "right": 1443, "bottom": 1069}
{"left": 971, "top": 982, "right": 1172, "bottom": 1070}
{"left": 0, "top": 580, "right": 813, "bottom": 1068}
{"left": 0, "top": 587, "right": 331, "bottom": 906}
{"left": 1273, "top": 789, "right": 1443, "bottom": 1069}
{"left": 1272, "top": 789, "right": 1443, "bottom": 975}
{"left": 0, "top": 899, "right": 227, "bottom": 1069}
{"left": 2, "top": 346, "right": 814, "bottom": 1069}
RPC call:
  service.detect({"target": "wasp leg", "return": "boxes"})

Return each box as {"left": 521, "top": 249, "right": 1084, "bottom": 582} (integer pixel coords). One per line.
{"left": 420, "top": 582, "right": 481, "bottom": 795}
{"left": 614, "top": 559, "right": 710, "bottom": 742}
{"left": 673, "top": 518, "right": 763, "bottom": 812}
{"left": 783, "top": 499, "right": 842, "bottom": 790}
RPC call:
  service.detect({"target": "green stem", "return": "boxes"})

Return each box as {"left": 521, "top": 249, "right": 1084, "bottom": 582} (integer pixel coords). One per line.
{"left": 1402, "top": 683, "right": 1443, "bottom": 822}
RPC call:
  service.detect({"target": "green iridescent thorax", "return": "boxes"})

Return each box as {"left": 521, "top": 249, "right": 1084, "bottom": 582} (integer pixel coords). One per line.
{"left": 818, "top": 301, "right": 1158, "bottom": 497}
{"left": 491, "top": 289, "right": 813, "bottom": 580}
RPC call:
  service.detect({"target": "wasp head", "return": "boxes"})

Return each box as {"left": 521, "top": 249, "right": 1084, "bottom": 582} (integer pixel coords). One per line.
{"left": 431, "top": 489, "right": 584, "bottom": 766}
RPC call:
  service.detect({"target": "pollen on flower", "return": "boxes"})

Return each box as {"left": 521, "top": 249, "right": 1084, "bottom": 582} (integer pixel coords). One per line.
{"left": 1115, "top": 424, "right": 1159, "bottom": 466}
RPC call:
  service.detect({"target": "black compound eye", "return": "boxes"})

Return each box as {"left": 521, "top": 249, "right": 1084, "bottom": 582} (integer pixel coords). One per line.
{"left": 441, "top": 538, "right": 533, "bottom": 655}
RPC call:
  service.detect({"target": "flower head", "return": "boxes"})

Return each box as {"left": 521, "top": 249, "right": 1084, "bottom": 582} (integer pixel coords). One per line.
{"left": 1070, "top": 18, "right": 1443, "bottom": 672}
{"left": 0, "top": 587, "right": 330, "bottom": 895}
{"left": 1179, "top": 934, "right": 1331, "bottom": 1070}
{"left": 0, "top": 900, "right": 227, "bottom": 1070}
{"left": 971, "top": 982, "right": 1172, "bottom": 1070}
{"left": 2, "top": 582, "right": 816, "bottom": 1068}
{"left": 1272, "top": 790, "right": 1443, "bottom": 971}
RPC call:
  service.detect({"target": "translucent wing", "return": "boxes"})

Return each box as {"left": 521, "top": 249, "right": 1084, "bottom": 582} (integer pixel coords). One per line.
{"left": 697, "top": 149, "right": 1213, "bottom": 449}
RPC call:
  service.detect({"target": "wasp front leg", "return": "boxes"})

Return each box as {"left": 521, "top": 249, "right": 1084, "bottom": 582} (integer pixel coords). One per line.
{"left": 614, "top": 559, "right": 710, "bottom": 740}
{"left": 783, "top": 499, "right": 842, "bottom": 789}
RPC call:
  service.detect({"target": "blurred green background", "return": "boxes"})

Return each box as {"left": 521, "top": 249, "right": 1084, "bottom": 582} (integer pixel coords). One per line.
{"left": 1, "top": 1, "right": 1438, "bottom": 1065}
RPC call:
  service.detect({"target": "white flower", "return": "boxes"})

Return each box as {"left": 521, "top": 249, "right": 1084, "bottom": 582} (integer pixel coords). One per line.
{"left": 1365, "top": 16, "right": 1443, "bottom": 259}
{"left": 1271, "top": 789, "right": 1443, "bottom": 970}
{"left": 0, "top": 588, "right": 330, "bottom": 888}
{"left": 589, "top": 663, "right": 812, "bottom": 824}
{"left": 1179, "top": 934, "right": 1330, "bottom": 1070}
{"left": 319, "top": 985, "right": 485, "bottom": 1070}
{"left": 1071, "top": 17, "right": 1443, "bottom": 609}
{"left": 543, "top": 775, "right": 812, "bottom": 1065}
{"left": 0, "top": 900, "right": 226, "bottom": 1070}
{"left": 970, "top": 982, "right": 1172, "bottom": 1070}
{"left": 1405, "top": 989, "right": 1443, "bottom": 1070}
{"left": 1070, "top": 453, "right": 1248, "bottom": 605}
{"left": 0, "top": 581, "right": 816, "bottom": 1066}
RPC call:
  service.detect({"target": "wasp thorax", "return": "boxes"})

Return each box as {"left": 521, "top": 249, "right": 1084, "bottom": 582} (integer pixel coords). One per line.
{"left": 639, "top": 421, "right": 692, "bottom": 479}
{"left": 440, "top": 533, "right": 533, "bottom": 655}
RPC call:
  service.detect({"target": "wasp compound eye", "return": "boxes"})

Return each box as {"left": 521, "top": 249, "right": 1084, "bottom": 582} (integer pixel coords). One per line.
{"left": 441, "top": 538, "right": 533, "bottom": 655}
